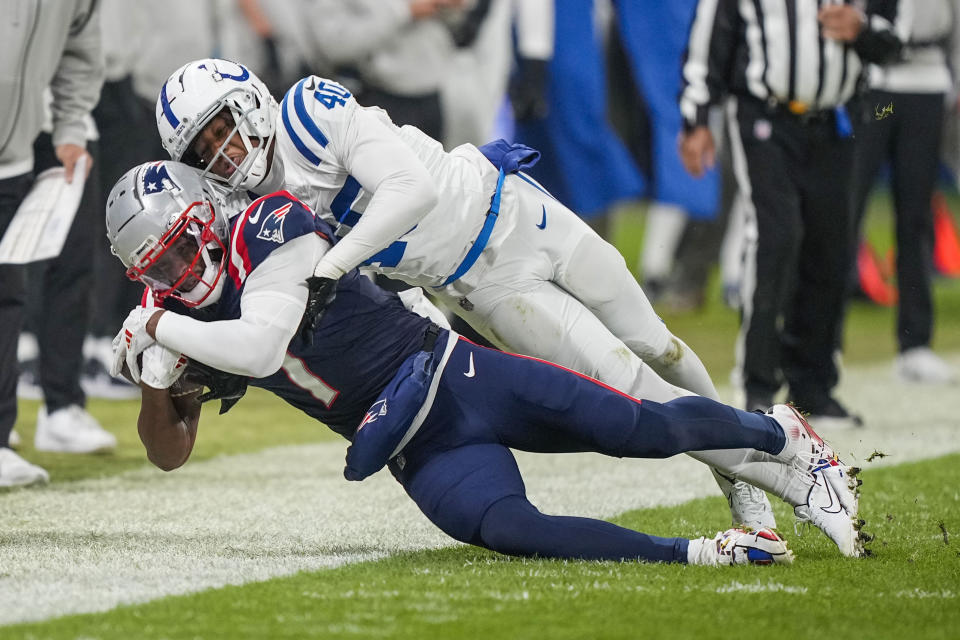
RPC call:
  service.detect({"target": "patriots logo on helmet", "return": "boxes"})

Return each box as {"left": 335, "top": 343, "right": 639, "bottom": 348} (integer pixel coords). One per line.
{"left": 256, "top": 202, "right": 293, "bottom": 244}
{"left": 141, "top": 162, "right": 180, "bottom": 195}
{"left": 357, "top": 399, "right": 388, "bottom": 432}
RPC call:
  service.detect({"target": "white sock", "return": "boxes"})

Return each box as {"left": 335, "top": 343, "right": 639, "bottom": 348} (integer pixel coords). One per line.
{"left": 689, "top": 450, "right": 808, "bottom": 507}
{"left": 686, "top": 536, "right": 715, "bottom": 565}
{"left": 641, "top": 203, "right": 687, "bottom": 281}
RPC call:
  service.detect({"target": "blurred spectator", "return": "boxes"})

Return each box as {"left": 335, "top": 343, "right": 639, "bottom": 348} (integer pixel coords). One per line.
{"left": 18, "top": 109, "right": 116, "bottom": 452}
{"left": 132, "top": 0, "right": 217, "bottom": 156}
{"left": 280, "top": 0, "right": 470, "bottom": 141}
{"left": 514, "top": 0, "right": 645, "bottom": 223}
{"left": 0, "top": 0, "right": 106, "bottom": 486}
{"left": 441, "top": 0, "right": 554, "bottom": 149}
{"left": 680, "top": 0, "right": 904, "bottom": 428}
{"left": 662, "top": 110, "right": 743, "bottom": 313}
{"left": 82, "top": 0, "right": 157, "bottom": 398}
{"left": 849, "top": 0, "right": 959, "bottom": 385}
{"left": 614, "top": 0, "right": 721, "bottom": 302}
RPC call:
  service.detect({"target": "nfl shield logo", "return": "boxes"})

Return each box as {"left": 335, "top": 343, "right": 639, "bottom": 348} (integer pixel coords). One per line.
{"left": 753, "top": 119, "right": 772, "bottom": 141}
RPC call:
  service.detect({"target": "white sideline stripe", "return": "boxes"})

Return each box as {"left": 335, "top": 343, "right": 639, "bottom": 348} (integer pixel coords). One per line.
{"left": 2, "top": 354, "right": 960, "bottom": 626}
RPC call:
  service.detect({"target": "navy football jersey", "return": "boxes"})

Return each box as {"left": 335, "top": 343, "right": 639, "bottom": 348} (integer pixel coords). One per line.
{"left": 170, "top": 191, "right": 433, "bottom": 438}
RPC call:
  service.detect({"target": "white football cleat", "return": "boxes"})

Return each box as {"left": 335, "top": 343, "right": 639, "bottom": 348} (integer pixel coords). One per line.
{"left": 688, "top": 527, "right": 794, "bottom": 566}
{"left": 0, "top": 447, "right": 49, "bottom": 487}
{"left": 35, "top": 405, "right": 117, "bottom": 454}
{"left": 712, "top": 468, "right": 777, "bottom": 530}
{"left": 794, "top": 460, "right": 866, "bottom": 558}
{"left": 769, "top": 404, "right": 833, "bottom": 468}
{"left": 769, "top": 404, "right": 867, "bottom": 557}
{"left": 8, "top": 428, "right": 21, "bottom": 449}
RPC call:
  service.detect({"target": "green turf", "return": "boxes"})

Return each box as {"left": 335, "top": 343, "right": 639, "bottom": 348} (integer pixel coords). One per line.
{"left": 7, "top": 454, "right": 958, "bottom": 640}
{"left": 8, "top": 389, "right": 336, "bottom": 485}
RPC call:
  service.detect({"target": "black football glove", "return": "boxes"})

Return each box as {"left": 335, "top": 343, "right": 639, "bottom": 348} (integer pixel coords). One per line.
{"left": 298, "top": 276, "right": 338, "bottom": 346}
{"left": 183, "top": 360, "right": 249, "bottom": 415}
{"left": 509, "top": 57, "right": 549, "bottom": 122}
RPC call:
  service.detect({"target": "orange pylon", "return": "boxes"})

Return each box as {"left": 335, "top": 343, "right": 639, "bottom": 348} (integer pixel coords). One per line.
{"left": 932, "top": 192, "right": 960, "bottom": 277}
{"left": 857, "top": 241, "right": 898, "bottom": 306}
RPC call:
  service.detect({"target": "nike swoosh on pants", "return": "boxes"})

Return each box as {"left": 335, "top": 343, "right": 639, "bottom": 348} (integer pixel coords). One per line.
{"left": 463, "top": 352, "right": 475, "bottom": 378}
{"left": 536, "top": 205, "right": 547, "bottom": 230}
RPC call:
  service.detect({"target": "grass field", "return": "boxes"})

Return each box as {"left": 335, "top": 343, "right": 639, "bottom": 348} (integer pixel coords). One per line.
{"left": 2, "top": 190, "right": 959, "bottom": 639}
{"left": 5, "top": 455, "right": 959, "bottom": 639}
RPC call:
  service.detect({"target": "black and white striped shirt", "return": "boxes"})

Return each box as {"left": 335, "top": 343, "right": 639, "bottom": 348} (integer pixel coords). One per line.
{"left": 680, "top": 0, "right": 905, "bottom": 128}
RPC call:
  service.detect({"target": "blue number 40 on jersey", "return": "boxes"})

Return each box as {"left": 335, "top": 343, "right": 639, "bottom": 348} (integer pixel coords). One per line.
{"left": 315, "top": 80, "right": 351, "bottom": 110}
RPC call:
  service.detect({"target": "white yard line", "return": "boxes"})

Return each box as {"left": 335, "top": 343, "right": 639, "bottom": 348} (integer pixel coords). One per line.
{"left": 1, "top": 355, "right": 958, "bottom": 626}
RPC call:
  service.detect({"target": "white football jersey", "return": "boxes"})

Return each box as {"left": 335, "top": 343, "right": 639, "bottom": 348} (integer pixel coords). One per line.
{"left": 274, "top": 75, "right": 513, "bottom": 288}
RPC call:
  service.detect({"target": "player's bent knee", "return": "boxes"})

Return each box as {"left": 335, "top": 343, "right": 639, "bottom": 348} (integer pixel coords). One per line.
{"left": 478, "top": 496, "right": 547, "bottom": 557}
{"left": 593, "top": 346, "right": 647, "bottom": 397}
{"left": 562, "top": 234, "right": 630, "bottom": 304}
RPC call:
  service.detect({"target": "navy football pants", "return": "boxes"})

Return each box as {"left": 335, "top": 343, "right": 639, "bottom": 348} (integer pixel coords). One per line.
{"left": 389, "top": 337, "right": 785, "bottom": 563}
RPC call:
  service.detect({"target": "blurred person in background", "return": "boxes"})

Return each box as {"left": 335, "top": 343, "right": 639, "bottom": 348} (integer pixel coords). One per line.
{"left": 513, "top": 0, "right": 645, "bottom": 231}
{"left": 441, "top": 0, "right": 553, "bottom": 149}
{"left": 131, "top": 0, "right": 217, "bottom": 158}
{"left": 848, "top": 0, "right": 959, "bottom": 385}
{"left": 613, "top": 0, "right": 722, "bottom": 305}
{"left": 264, "top": 0, "right": 492, "bottom": 346}
{"left": 80, "top": 0, "right": 159, "bottom": 399}
{"left": 654, "top": 115, "right": 745, "bottom": 314}
{"left": 680, "top": 0, "right": 905, "bottom": 429}
{"left": 16, "top": 97, "right": 117, "bottom": 455}
{"left": 270, "top": 0, "right": 471, "bottom": 141}
{"left": 0, "top": 0, "right": 105, "bottom": 486}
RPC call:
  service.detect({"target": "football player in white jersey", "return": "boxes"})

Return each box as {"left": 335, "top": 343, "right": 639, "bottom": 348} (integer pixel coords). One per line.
{"left": 155, "top": 59, "right": 774, "bottom": 529}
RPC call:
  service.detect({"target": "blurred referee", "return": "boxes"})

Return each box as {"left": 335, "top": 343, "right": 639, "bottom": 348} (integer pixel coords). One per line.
{"left": 679, "top": 0, "right": 904, "bottom": 427}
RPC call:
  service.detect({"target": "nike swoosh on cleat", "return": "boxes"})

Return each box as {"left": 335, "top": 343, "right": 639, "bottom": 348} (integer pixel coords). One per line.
{"left": 536, "top": 205, "right": 547, "bottom": 230}
{"left": 463, "top": 352, "right": 476, "bottom": 378}
{"left": 817, "top": 475, "right": 844, "bottom": 515}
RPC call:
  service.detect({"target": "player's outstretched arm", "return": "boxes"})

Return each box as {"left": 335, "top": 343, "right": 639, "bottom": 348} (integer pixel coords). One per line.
{"left": 137, "top": 382, "right": 203, "bottom": 472}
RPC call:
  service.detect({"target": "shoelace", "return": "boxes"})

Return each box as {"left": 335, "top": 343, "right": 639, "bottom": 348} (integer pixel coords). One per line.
{"left": 793, "top": 512, "right": 813, "bottom": 537}
{"left": 791, "top": 455, "right": 845, "bottom": 537}
{"left": 788, "top": 452, "right": 830, "bottom": 539}
{"left": 731, "top": 481, "right": 768, "bottom": 515}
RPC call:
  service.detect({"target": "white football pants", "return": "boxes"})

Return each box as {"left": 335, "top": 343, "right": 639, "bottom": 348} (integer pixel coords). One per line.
{"left": 437, "top": 174, "right": 717, "bottom": 403}
{"left": 435, "top": 175, "right": 787, "bottom": 499}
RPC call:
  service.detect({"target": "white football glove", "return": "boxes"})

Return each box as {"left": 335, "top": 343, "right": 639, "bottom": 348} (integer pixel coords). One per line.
{"left": 139, "top": 343, "right": 188, "bottom": 390}
{"left": 110, "top": 306, "right": 158, "bottom": 383}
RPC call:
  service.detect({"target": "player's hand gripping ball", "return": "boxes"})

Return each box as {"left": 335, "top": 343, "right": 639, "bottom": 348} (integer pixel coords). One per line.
{"left": 110, "top": 307, "right": 158, "bottom": 383}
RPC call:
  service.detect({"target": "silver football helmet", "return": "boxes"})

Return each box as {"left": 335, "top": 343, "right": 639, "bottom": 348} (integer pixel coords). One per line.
{"left": 106, "top": 161, "right": 230, "bottom": 308}
{"left": 156, "top": 58, "right": 278, "bottom": 191}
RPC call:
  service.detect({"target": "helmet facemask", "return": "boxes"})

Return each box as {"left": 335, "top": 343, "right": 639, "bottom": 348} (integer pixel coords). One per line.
{"left": 125, "top": 200, "right": 227, "bottom": 308}
{"left": 180, "top": 87, "right": 274, "bottom": 191}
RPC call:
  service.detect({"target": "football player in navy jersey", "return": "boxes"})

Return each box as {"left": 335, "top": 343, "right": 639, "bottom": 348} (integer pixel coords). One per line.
{"left": 105, "top": 161, "right": 868, "bottom": 562}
